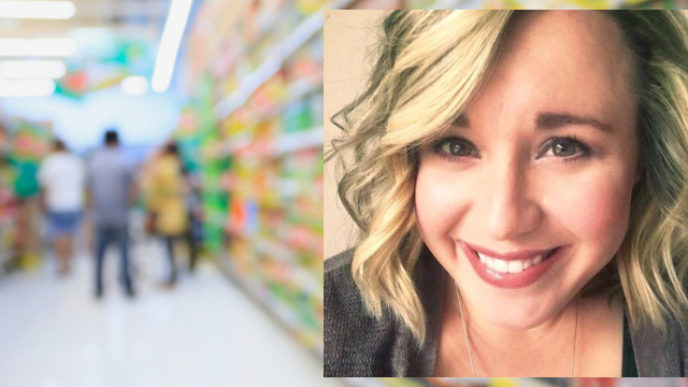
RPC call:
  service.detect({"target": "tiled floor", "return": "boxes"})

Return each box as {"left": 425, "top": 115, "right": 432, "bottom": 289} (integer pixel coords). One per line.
{"left": 0, "top": 239, "right": 342, "bottom": 387}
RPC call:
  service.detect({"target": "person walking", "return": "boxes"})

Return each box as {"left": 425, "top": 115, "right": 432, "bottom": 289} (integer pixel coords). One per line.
{"left": 38, "top": 139, "right": 85, "bottom": 275}
{"left": 146, "top": 141, "right": 194, "bottom": 287}
{"left": 87, "top": 129, "right": 135, "bottom": 298}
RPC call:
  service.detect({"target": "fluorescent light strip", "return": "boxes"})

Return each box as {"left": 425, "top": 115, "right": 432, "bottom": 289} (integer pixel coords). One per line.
{"left": 0, "top": 38, "right": 76, "bottom": 57}
{"left": 151, "top": 0, "right": 192, "bottom": 93}
{"left": 0, "top": 60, "right": 66, "bottom": 79}
{"left": 0, "top": 1, "right": 76, "bottom": 19}
{"left": 0, "top": 79, "right": 55, "bottom": 97}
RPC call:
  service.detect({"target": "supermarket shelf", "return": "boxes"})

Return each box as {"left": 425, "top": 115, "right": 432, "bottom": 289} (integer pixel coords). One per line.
{"left": 195, "top": 0, "right": 349, "bottom": 380}
{"left": 215, "top": 11, "right": 324, "bottom": 119}
{"left": 276, "top": 126, "right": 323, "bottom": 156}
{"left": 220, "top": 225, "right": 322, "bottom": 296}
{"left": 239, "top": 0, "right": 355, "bottom": 67}
{"left": 254, "top": 237, "right": 293, "bottom": 263}
{"left": 204, "top": 211, "right": 227, "bottom": 228}
{"left": 0, "top": 220, "right": 14, "bottom": 276}
{"left": 213, "top": 131, "right": 251, "bottom": 158}
{"left": 253, "top": 237, "right": 322, "bottom": 298}
{"left": 214, "top": 0, "right": 356, "bottom": 121}
{"left": 257, "top": 79, "right": 322, "bottom": 124}
{"left": 215, "top": 126, "right": 323, "bottom": 159}
{"left": 247, "top": 3, "right": 291, "bottom": 53}
{"left": 214, "top": 254, "right": 324, "bottom": 356}
{"left": 238, "top": 78, "right": 322, "bottom": 128}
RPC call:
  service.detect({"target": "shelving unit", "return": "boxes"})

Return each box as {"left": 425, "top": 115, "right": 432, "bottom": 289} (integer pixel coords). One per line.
{"left": 0, "top": 119, "right": 52, "bottom": 274}
{"left": 214, "top": 10, "right": 325, "bottom": 120}
{"left": 0, "top": 131, "right": 12, "bottom": 274}
{"left": 0, "top": 218, "right": 14, "bottom": 276}
{"left": 180, "top": 0, "right": 344, "bottom": 360}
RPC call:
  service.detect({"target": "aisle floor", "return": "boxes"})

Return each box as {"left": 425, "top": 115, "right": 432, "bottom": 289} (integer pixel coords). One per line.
{"left": 0, "top": 238, "right": 341, "bottom": 387}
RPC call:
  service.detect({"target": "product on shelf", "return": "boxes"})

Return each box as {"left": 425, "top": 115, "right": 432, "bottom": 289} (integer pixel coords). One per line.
{"left": 183, "top": 0, "right": 332, "bottom": 357}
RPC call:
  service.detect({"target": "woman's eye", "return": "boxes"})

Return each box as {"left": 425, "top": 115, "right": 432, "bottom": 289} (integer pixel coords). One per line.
{"left": 541, "top": 137, "right": 591, "bottom": 159}
{"left": 433, "top": 137, "right": 478, "bottom": 158}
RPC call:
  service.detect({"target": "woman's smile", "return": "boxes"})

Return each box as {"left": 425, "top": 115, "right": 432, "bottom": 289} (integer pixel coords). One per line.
{"left": 458, "top": 241, "right": 566, "bottom": 288}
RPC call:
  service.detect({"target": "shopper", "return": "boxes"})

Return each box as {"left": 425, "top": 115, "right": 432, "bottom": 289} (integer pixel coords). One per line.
{"left": 184, "top": 172, "right": 202, "bottom": 273}
{"left": 325, "top": 11, "right": 688, "bottom": 376}
{"left": 146, "top": 141, "right": 195, "bottom": 287}
{"left": 87, "top": 129, "right": 135, "bottom": 298}
{"left": 38, "top": 139, "right": 85, "bottom": 275}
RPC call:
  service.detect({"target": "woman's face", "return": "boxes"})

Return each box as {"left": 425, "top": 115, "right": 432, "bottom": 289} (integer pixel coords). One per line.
{"left": 415, "top": 12, "right": 639, "bottom": 329}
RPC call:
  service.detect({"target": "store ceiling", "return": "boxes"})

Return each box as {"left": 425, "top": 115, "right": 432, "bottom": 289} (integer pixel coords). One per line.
{"left": 0, "top": 0, "right": 178, "bottom": 97}
{"left": 0, "top": 0, "right": 170, "bottom": 41}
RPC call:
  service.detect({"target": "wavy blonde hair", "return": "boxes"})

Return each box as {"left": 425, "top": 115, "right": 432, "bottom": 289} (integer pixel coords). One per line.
{"left": 326, "top": 10, "right": 688, "bottom": 346}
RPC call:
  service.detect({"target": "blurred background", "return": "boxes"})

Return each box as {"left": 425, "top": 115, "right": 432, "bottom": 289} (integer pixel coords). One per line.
{"left": 0, "top": 1, "right": 684, "bottom": 387}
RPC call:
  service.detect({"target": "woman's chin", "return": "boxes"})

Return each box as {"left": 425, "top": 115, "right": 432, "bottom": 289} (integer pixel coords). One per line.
{"left": 472, "top": 301, "right": 562, "bottom": 331}
{"left": 491, "top": 315, "right": 551, "bottom": 331}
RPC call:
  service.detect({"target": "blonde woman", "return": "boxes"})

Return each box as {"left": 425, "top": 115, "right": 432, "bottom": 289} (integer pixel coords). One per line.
{"left": 325, "top": 11, "right": 688, "bottom": 377}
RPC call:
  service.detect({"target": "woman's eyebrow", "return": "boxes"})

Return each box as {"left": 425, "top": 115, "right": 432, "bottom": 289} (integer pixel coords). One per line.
{"left": 451, "top": 114, "right": 470, "bottom": 128}
{"left": 536, "top": 112, "right": 613, "bottom": 133}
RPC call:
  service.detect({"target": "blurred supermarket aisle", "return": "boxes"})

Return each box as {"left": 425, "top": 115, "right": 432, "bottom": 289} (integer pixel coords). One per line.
{"left": 0, "top": 239, "right": 342, "bottom": 387}
{"left": 0, "top": 2, "right": 677, "bottom": 387}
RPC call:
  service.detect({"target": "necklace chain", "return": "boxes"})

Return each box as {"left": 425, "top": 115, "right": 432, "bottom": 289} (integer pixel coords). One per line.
{"left": 454, "top": 284, "right": 579, "bottom": 377}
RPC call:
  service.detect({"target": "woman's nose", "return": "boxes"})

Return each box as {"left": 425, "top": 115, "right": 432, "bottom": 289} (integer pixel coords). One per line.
{"left": 484, "top": 159, "right": 543, "bottom": 241}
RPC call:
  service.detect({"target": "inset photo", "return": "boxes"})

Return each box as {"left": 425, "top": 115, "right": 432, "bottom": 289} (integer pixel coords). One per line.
{"left": 324, "top": 10, "right": 688, "bottom": 377}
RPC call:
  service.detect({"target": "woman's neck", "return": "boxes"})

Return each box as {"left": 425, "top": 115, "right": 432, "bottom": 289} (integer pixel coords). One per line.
{"left": 461, "top": 292, "right": 575, "bottom": 352}
{"left": 435, "top": 275, "right": 624, "bottom": 377}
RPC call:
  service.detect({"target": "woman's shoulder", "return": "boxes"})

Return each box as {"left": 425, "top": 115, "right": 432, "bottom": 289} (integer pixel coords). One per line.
{"left": 324, "top": 249, "right": 401, "bottom": 376}
{"left": 324, "top": 249, "right": 369, "bottom": 321}
{"left": 324, "top": 248, "right": 354, "bottom": 277}
{"left": 324, "top": 249, "right": 359, "bottom": 319}
{"left": 631, "top": 311, "right": 688, "bottom": 376}
{"left": 324, "top": 247, "right": 447, "bottom": 377}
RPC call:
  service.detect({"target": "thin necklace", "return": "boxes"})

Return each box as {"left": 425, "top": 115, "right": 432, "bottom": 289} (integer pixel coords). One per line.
{"left": 455, "top": 284, "right": 579, "bottom": 377}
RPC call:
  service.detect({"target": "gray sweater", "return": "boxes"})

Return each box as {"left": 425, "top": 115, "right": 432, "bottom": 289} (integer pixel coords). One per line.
{"left": 324, "top": 248, "right": 688, "bottom": 377}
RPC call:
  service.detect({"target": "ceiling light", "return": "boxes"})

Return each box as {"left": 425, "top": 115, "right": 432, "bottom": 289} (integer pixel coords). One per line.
{"left": 0, "top": 79, "right": 55, "bottom": 97}
{"left": 0, "top": 38, "right": 76, "bottom": 57}
{"left": 0, "top": 1, "right": 76, "bottom": 19}
{"left": 151, "top": 0, "right": 192, "bottom": 93}
{"left": 0, "top": 60, "right": 66, "bottom": 79}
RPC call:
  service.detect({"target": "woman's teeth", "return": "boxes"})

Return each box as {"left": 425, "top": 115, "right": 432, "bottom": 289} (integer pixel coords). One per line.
{"left": 477, "top": 251, "right": 552, "bottom": 274}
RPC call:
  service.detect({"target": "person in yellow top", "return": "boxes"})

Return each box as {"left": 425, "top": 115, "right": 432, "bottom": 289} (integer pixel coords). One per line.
{"left": 146, "top": 141, "right": 189, "bottom": 287}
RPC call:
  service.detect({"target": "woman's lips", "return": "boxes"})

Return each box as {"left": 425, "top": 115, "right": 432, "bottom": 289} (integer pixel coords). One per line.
{"left": 458, "top": 241, "right": 565, "bottom": 289}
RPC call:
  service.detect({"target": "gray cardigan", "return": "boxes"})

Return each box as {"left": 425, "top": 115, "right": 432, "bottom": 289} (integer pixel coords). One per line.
{"left": 324, "top": 248, "right": 688, "bottom": 377}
